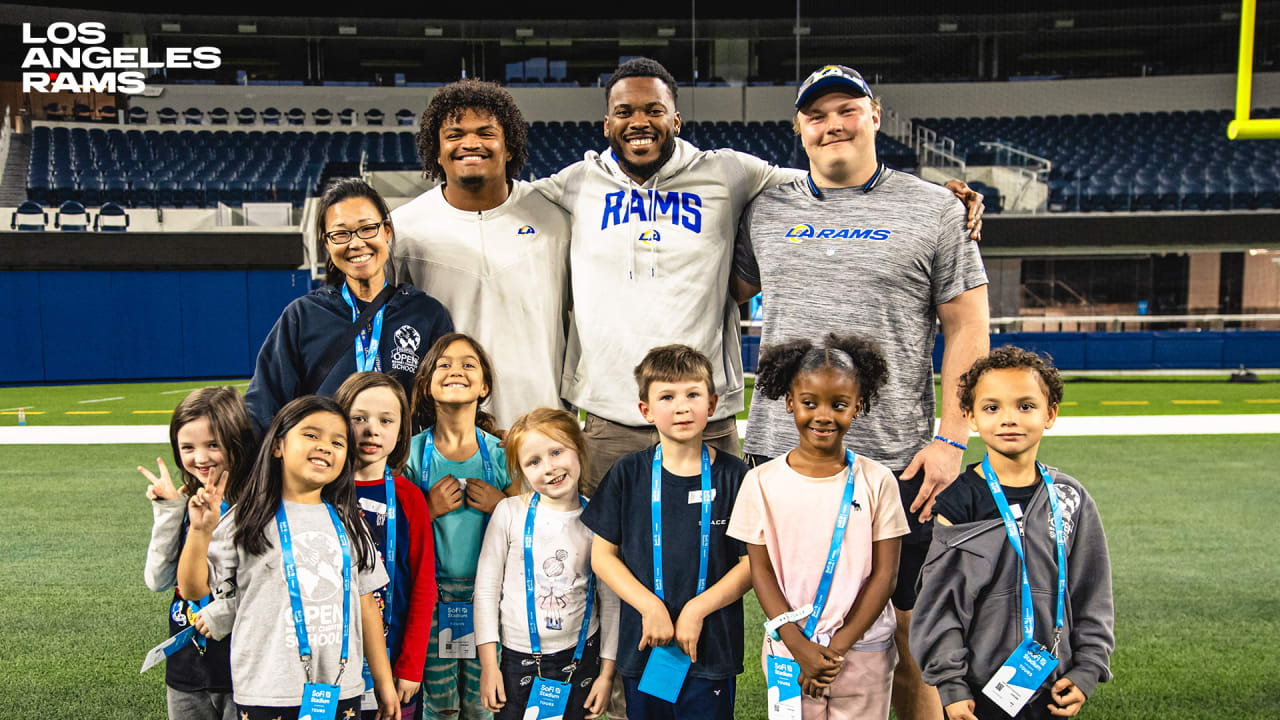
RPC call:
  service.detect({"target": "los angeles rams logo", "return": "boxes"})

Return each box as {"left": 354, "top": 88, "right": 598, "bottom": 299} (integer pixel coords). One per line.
{"left": 819, "top": 65, "right": 843, "bottom": 77}
{"left": 785, "top": 224, "right": 815, "bottom": 242}
{"left": 639, "top": 229, "right": 661, "bottom": 245}
{"left": 517, "top": 225, "right": 536, "bottom": 235}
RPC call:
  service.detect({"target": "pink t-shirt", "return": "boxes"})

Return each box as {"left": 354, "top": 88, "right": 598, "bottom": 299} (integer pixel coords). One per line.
{"left": 728, "top": 453, "right": 909, "bottom": 651}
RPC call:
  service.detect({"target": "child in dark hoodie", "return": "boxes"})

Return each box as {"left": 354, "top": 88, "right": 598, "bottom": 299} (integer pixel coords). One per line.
{"left": 911, "top": 347, "right": 1114, "bottom": 720}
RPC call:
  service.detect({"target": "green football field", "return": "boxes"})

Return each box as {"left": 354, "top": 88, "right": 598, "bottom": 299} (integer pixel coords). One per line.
{"left": 2, "top": 433, "right": 1277, "bottom": 718}
{"left": 1, "top": 373, "right": 1278, "bottom": 426}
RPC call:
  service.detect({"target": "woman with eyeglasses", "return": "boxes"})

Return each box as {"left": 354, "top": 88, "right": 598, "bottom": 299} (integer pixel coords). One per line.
{"left": 244, "top": 178, "right": 454, "bottom": 435}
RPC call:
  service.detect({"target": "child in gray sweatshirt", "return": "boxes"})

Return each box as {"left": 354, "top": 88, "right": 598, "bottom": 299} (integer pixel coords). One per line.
{"left": 911, "top": 347, "right": 1114, "bottom": 720}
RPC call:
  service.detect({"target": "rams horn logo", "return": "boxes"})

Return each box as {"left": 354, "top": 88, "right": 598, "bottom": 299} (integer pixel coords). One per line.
{"left": 785, "top": 224, "right": 815, "bottom": 241}
{"left": 639, "top": 229, "right": 661, "bottom": 245}
{"left": 517, "top": 225, "right": 536, "bottom": 235}
{"left": 819, "top": 65, "right": 843, "bottom": 76}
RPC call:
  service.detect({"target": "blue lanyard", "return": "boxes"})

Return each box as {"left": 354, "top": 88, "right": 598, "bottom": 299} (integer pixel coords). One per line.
{"left": 651, "top": 444, "right": 711, "bottom": 601}
{"left": 523, "top": 494, "right": 596, "bottom": 667}
{"left": 340, "top": 282, "right": 385, "bottom": 373}
{"left": 419, "top": 427, "right": 494, "bottom": 492}
{"left": 801, "top": 449, "right": 859, "bottom": 639}
{"left": 381, "top": 467, "right": 397, "bottom": 623}
{"left": 277, "top": 501, "right": 351, "bottom": 684}
{"left": 982, "top": 455, "right": 1067, "bottom": 647}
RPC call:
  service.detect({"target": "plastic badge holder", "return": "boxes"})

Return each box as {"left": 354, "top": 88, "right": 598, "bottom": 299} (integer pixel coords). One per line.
{"left": 637, "top": 643, "right": 692, "bottom": 703}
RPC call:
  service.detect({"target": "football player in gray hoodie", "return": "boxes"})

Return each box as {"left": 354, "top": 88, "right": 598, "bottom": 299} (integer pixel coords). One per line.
{"left": 533, "top": 57, "right": 985, "bottom": 496}
{"left": 911, "top": 348, "right": 1114, "bottom": 720}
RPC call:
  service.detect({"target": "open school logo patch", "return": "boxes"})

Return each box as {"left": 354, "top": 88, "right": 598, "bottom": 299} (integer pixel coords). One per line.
{"left": 390, "top": 325, "right": 421, "bottom": 373}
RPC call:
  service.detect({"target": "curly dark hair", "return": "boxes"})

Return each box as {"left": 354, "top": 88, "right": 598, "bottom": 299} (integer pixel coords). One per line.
{"left": 754, "top": 332, "right": 889, "bottom": 417}
{"left": 416, "top": 80, "right": 529, "bottom": 182}
{"left": 958, "top": 345, "right": 1064, "bottom": 413}
{"left": 605, "top": 57, "right": 679, "bottom": 106}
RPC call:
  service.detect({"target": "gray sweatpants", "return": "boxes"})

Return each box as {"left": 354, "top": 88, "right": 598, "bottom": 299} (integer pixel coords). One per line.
{"left": 167, "top": 687, "right": 236, "bottom": 720}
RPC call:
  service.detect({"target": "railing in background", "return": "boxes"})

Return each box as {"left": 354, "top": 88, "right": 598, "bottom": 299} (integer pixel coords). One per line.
{"left": 0, "top": 106, "right": 12, "bottom": 184}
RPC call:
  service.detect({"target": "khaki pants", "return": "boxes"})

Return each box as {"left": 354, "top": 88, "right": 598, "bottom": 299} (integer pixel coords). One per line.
{"left": 580, "top": 412, "right": 741, "bottom": 497}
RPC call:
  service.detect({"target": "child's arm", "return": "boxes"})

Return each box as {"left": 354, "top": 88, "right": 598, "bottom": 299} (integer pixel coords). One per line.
{"left": 583, "top": 658, "right": 615, "bottom": 719}
{"left": 745, "top": 543, "right": 841, "bottom": 697}
{"left": 361, "top": 591, "right": 402, "bottom": 720}
{"left": 475, "top": 500, "right": 512, "bottom": 713}
{"left": 827, "top": 537, "right": 901, "bottom": 655}
{"left": 393, "top": 478, "right": 437, "bottom": 702}
{"left": 141, "top": 458, "right": 186, "bottom": 592}
{"left": 908, "top": 534, "right": 976, "bottom": 710}
{"left": 591, "top": 535, "right": 673, "bottom": 650}
{"left": 674, "top": 554, "right": 752, "bottom": 663}
{"left": 176, "top": 471, "right": 227, "bottom": 600}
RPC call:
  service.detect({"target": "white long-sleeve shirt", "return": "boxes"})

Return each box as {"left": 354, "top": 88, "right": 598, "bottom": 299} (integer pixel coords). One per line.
{"left": 474, "top": 495, "right": 619, "bottom": 660}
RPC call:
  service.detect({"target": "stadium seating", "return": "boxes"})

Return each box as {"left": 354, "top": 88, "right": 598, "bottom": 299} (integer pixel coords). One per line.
{"left": 365, "top": 108, "right": 385, "bottom": 125}
{"left": 55, "top": 200, "right": 90, "bottom": 230}
{"left": 183, "top": 107, "right": 204, "bottom": 125}
{"left": 94, "top": 202, "right": 129, "bottom": 231}
{"left": 236, "top": 107, "right": 257, "bottom": 125}
{"left": 209, "top": 107, "right": 230, "bottom": 125}
{"left": 128, "top": 107, "right": 148, "bottom": 124}
{"left": 396, "top": 109, "right": 416, "bottom": 126}
{"left": 338, "top": 108, "right": 356, "bottom": 125}
{"left": 313, "top": 108, "right": 333, "bottom": 125}
{"left": 100, "top": 105, "right": 118, "bottom": 123}
{"left": 11, "top": 200, "right": 47, "bottom": 231}
{"left": 157, "top": 107, "right": 179, "bottom": 125}
{"left": 914, "top": 108, "right": 1280, "bottom": 212}
{"left": 261, "top": 107, "right": 282, "bottom": 125}
{"left": 286, "top": 108, "right": 306, "bottom": 126}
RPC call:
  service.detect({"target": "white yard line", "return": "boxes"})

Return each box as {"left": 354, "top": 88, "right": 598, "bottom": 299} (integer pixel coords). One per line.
{"left": 0, "top": 406, "right": 35, "bottom": 411}
{"left": 78, "top": 396, "right": 125, "bottom": 404}
{"left": 2, "top": 415, "right": 1277, "bottom": 445}
{"left": 159, "top": 387, "right": 206, "bottom": 395}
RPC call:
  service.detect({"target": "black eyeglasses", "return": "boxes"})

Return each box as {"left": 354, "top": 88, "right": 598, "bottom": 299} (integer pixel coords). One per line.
{"left": 324, "top": 221, "right": 385, "bottom": 244}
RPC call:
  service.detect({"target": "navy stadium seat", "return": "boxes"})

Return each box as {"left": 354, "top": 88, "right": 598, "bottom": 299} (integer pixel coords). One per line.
{"left": 365, "top": 108, "right": 385, "bottom": 126}
{"left": 287, "top": 108, "right": 306, "bottom": 126}
{"left": 55, "top": 200, "right": 89, "bottom": 230}
{"left": 184, "top": 107, "right": 203, "bottom": 125}
{"left": 209, "top": 107, "right": 230, "bottom": 125}
{"left": 157, "top": 107, "right": 179, "bottom": 125}
{"left": 262, "top": 107, "right": 282, "bottom": 125}
{"left": 94, "top": 202, "right": 129, "bottom": 231}
{"left": 236, "top": 107, "right": 258, "bottom": 125}
{"left": 11, "top": 200, "right": 48, "bottom": 231}
{"left": 313, "top": 108, "right": 333, "bottom": 125}
{"left": 396, "top": 109, "right": 415, "bottom": 126}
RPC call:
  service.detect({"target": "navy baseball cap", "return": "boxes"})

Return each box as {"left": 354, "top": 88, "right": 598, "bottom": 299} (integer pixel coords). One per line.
{"left": 795, "top": 65, "right": 873, "bottom": 109}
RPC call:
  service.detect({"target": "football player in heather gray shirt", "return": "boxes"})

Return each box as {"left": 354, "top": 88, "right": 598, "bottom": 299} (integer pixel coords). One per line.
{"left": 731, "top": 65, "right": 990, "bottom": 720}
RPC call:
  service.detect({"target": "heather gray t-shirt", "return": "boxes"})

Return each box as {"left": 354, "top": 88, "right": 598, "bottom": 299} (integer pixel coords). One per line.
{"left": 207, "top": 503, "right": 389, "bottom": 706}
{"left": 735, "top": 170, "right": 988, "bottom": 470}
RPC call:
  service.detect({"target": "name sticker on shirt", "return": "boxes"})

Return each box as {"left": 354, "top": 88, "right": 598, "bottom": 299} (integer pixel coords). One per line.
{"left": 766, "top": 655, "right": 802, "bottom": 720}
{"left": 438, "top": 601, "right": 476, "bottom": 658}
{"left": 525, "top": 676, "right": 572, "bottom": 720}
{"left": 687, "top": 488, "right": 717, "bottom": 504}
{"left": 982, "top": 638, "right": 1059, "bottom": 716}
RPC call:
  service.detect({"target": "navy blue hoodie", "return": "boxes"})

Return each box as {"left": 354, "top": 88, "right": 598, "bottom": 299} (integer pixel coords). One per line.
{"left": 245, "top": 283, "right": 452, "bottom": 433}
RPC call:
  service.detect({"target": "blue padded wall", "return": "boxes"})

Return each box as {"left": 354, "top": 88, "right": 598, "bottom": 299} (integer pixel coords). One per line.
{"left": 180, "top": 272, "right": 250, "bottom": 378}
{"left": 109, "top": 272, "right": 183, "bottom": 379}
{"left": 40, "top": 272, "right": 115, "bottom": 381}
{"left": 0, "top": 272, "right": 45, "bottom": 382}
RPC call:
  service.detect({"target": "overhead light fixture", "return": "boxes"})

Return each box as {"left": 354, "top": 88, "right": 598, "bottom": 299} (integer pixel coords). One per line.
{"left": 339, "top": 25, "right": 357, "bottom": 35}
{"left": 793, "top": 25, "right": 811, "bottom": 36}
{"left": 424, "top": 26, "right": 443, "bottom": 37}
{"left": 938, "top": 22, "right": 958, "bottom": 32}
{"left": 658, "top": 27, "right": 676, "bottom": 37}
{"left": 516, "top": 28, "right": 534, "bottom": 38}
{"left": 238, "top": 23, "right": 257, "bottom": 34}
{"left": 1054, "top": 18, "right": 1074, "bottom": 29}
{"left": 161, "top": 22, "right": 181, "bottom": 32}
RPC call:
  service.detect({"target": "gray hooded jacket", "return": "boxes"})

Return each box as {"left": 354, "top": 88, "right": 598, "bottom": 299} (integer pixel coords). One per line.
{"left": 909, "top": 468, "right": 1115, "bottom": 707}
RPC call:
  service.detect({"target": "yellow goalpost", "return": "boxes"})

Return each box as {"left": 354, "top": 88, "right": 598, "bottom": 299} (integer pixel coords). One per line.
{"left": 1228, "top": 0, "right": 1280, "bottom": 139}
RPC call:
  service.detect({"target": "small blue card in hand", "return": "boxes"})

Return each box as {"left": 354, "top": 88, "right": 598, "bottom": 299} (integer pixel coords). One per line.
{"left": 637, "top": 644, "right": 692, "bottom": 703}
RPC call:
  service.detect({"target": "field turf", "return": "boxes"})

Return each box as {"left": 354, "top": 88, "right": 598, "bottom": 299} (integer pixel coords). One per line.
{"left": 2, "top": 435, "right": 1276, "bottom": 718}
{"left": 1, "top": 374, "right": 1278, "bottom": 426}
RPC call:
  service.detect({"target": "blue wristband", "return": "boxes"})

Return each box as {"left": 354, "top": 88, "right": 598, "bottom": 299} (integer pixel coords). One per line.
{"left": 934, "top": 434, "right": 967, "bottom": 451}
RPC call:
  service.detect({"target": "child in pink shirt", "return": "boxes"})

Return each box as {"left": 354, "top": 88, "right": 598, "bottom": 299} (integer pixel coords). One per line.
{"left": 728, "top": 332, "right": 909, "bottom": 720}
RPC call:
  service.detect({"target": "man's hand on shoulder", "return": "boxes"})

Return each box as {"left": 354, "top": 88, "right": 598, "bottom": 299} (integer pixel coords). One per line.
{"left": 944, "top": 179, "right": 984, "bottom": 241}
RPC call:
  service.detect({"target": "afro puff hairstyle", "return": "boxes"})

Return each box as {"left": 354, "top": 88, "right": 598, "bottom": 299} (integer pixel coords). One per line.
{"left": 754, "top": 332, "right": 889, "bottom": 417}
{"left": 958, "top": 345, "right": 1064, "bottom": 413}
{"left": 416, "top": 79, "right": 529, "bottom": 183}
